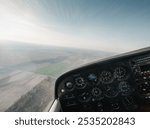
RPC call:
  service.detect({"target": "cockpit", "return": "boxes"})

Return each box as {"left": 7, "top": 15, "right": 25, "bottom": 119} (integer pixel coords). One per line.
{"left": 53, "top": 47, "right": 150, "bottom": 112}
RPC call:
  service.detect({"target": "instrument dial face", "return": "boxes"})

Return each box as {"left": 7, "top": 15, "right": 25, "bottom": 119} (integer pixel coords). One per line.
{"left": 119, "top": 81, "right": 131, "bottom": 96}
{"left": 75, "top": 77, "right": 86, "bottom": 89}
{"left": 104, "top": 85, "right": 118, "bottom": 98}
{"left": 114, "top": 67, "right": 127, "bottom": 80}
{"left": 87, "top": 73, "right": 98, "bottom": 86}
{"left": 92, "top": 87, "right": 102, "bottom": 97}
{"left": 100, "top": 71, "right": 113, "bottom": 84}
{"left": 65, "top": 82, "right": 74, "bottom": 90}
{"left": 88, "top": 73, "right": 97, "bottom": 82}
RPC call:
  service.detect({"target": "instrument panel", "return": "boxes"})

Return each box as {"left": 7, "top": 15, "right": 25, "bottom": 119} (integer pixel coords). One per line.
{"left": 55, "top": 47, "right": 150, "bottom": 112}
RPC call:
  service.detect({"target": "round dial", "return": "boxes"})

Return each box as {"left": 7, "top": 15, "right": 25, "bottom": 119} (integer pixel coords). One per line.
{"left": 104, "top": 85, "right": 118, "bottom": 98}
{"left": 100, "top": 71, "right": 113, "bottom": 84}
{"left": 75, "top": 77, "right": 86, "bottom": 89}
{"left": 119, "top": 81, "right": 131, "bottom": 96}
{"left": 92, "top": 87, "right": 102, "bottom": 98}
{"left": 88, "top": 73, "right": 97, "bottom": 82}
{"left": 65, "top": 82, "right": 74, "bottom": 90}
{"left": 114, "top": 67, "right": 127, "bottom": 80}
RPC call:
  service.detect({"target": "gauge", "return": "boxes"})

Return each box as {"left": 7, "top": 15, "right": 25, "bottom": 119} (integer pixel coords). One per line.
{"left": 65, "top": 82, "right": 74, "bottom": 90}
{"left": 114, "top": 66, "right": 127, "bottom": 80}
{"left": 92, "top": 87, "right": 102, "bottom": 98}
{"left": 88, "top": 73, "right": 97, "bottom": 82}
{"left": 75, "top": 77, "right": 86, "bottom": 89}
{"left": 119, "top": 81, "right": 131, "bottom": 96}
{"left": 87, "top": 73, "right": 98, "bottom": 86}
{"left": 104, "top": 85, "right": 118, "bottom": 98}
{"left": 100, "top": 71, "right": 113, "bottom": 84}
{"left": 78, "top": 92, "right": 91, "bottom": 103}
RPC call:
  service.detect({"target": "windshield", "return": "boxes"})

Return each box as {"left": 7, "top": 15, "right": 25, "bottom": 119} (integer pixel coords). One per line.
{"left": 0, "top": 0, "right": 150, "bottom": 111}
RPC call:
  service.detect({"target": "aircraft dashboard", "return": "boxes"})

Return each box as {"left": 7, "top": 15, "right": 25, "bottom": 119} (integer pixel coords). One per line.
{"left": 55, "top": 47, "right": 150, "bottom": 112}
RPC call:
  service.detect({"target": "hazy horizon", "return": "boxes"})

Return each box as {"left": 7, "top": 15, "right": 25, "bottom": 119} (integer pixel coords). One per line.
{"left": 0, "top": 40, "right": 116, "bottom": 78}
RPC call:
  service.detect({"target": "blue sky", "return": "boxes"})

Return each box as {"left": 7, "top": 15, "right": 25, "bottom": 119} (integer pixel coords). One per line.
{"left": 0, "top": 0, "right": 150, "bottom": 52}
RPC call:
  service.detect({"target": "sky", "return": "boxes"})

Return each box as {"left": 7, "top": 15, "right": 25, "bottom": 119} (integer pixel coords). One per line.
{"left": 0, "top": 0, "right": 150, "bottom": 52}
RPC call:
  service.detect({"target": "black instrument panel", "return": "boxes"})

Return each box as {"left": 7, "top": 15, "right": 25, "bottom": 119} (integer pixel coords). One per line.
{"left": 55, "top": 47, "right": 150, "bottom": 112}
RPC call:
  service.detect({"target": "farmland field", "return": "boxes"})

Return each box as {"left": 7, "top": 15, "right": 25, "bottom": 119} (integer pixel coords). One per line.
{"left": 0, "top": 41, "right": 115, "bottom": 79}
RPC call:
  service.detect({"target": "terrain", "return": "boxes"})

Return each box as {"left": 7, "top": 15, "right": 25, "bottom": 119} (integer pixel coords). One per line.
{"left": 0, "top": 41, "right": 115, "bottom": 78}
{"left": 0, "top": 41, "right": 115, "bottom": 111}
